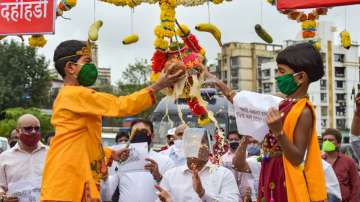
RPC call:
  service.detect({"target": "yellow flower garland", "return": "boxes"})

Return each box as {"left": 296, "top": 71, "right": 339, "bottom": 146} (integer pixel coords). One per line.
{"left": 198, "top": 116, "right": 211, "bottom": 127}
{"left": 154, "top": 25, "right": 173, "bottom": 38}
{"left": 211, "top": 0, "right": 223, "bottom": 4}
{"left": 154, "top": 37, "right": 169, "bottom": 50}
{"left": 28, "top": 35, "right": 47, "bottom": 48}
{"left": 153, "top": 0, "right": 177, "bottom": 50}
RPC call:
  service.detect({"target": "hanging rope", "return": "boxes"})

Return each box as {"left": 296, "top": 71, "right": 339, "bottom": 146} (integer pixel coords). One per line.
{"left": 173, "top": 31, "right": 183, "bottom": 61}
{"left": 344, "top": 7, "right": 348, "bottom": 30}
{"left": 207, "top": 0, "right": 211, "bottom": 23}
{"left": 131, "top": 8, "right": 134, "bottom": 34}
{"left": 260, "top": 0, "right": 263, "bottom": 25}
{"left": 93, "top": 0, "right": 96, "bottom": 22}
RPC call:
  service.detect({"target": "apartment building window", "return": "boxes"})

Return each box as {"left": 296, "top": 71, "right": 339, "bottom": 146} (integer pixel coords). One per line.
{"left": 231, "top": 81, "right": 238, "bottom": 90}
{"left": 222, "top": 57, "right": 228, "bottom": 65}
{"left": 257, "top": 57, "right": 272, "bottom": 65}
{"left": 335, "top": 67, "right": 345, "bottom": 77}
{"left": 257, "top": 57, "right": 272, "bottom": 74}
{"left": 262, "top": 69, "right": 270, "bottom": 77}
{"left": 334, "top": 54, "right": 345, "bottom": 62}
{"left": 257, "top": 69, "right": 262, "bottom": 79}
{"left": 231, "top": 69, "right": 238, "bottom": 78}
{"left": 336, "top": 93, "right": 346, "bottom": 102}
{"left": 321, "top": 93, "right": 327, "bottom": 103}
{"left": 336, "top": 119, "right": 346, "bottom": 129}
{"left": 321, "top": 106, "right": 328, "bottom": 116}
{"left": 230, "top": 56, "right": 240, "bottom": 67}
{"left": 336, "top": 106, "right": 346, "bottom": 116}
{"left": 223, "top": 71, "right": 227, "bottom": 79}
{"left": 320, "top": 80, "right": 327, "bottom": 90}
{"left": 263, "top": 83, "right": 272, "bottom": 93}
{"left": 336, "top": 80, "right": 344, "bottom": 89}
{"left": 321, "top": 119, "right": 327, "bottom": 128}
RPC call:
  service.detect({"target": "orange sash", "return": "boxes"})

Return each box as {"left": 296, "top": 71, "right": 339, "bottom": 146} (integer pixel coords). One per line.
{"left": 282, "top": 99, "right": 327, "bottom": 202}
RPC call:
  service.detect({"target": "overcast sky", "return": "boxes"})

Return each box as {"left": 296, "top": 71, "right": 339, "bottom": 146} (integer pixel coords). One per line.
{"left": 31, "top": 1, "right": 360, "bottom": 84}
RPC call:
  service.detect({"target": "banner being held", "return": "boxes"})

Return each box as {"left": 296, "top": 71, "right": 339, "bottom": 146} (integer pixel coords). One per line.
{"left": 0, "top": 0, "right": 55, "bottom": 35}
{"left": 234, "top": 91, "right": 283, "bottom": 141}
{"left": 277, "top": 0, "right": 360, "bottom": 9}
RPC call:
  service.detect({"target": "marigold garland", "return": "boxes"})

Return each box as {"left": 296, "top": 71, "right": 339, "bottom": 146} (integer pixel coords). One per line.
{"left": 28, "top": 35, "right": 47, "bottom": 48}
{"left": 211, "top": 0, "right": 223, "bottom": 4}
{"left": 154, "top": 37, "right": 169, "bottom": 50}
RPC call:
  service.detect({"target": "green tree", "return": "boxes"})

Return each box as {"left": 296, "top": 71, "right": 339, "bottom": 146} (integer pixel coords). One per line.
{"left": 0, "top": 107, "right": 53, "bottom": 138}
{"left": 121, "top": 59, "right": 151, "bottom": 85}
{"left": 117, "top": 59, "right": 164, "bottom": 119}
{"left": 0, "top": 40, "right": 51, "bottom": 110}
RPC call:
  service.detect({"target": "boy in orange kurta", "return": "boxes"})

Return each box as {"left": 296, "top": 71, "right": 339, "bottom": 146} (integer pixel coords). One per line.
{"left": 40, "top": 40, "right": 185, "bottom": 202}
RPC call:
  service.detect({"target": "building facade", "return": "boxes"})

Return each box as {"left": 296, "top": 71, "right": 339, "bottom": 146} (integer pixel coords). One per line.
{"left": 96, "top": 67, "right": 111, "bottom": 85}
{"left": 211, "top": 42, "right": 283, "bottom": 91}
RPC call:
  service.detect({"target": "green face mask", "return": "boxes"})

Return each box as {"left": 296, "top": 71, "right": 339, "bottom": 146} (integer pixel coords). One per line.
{"left": 275, "top": 73, "right": 299, "bottom": 96}
{"left": 77, "top": 63, "right": 98, "bottom": 87}
{"left": 322, "top": 140, "right": 337, "bottom": 152}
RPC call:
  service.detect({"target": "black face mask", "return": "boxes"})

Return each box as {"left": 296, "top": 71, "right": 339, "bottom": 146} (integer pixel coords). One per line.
{"left": 169, "top": 140, "right": 174, "bottom": 146}
{"left": 130, "top": 130, "right": 152, "bottom": 146}
{"left": 229, "top": 141, "right": 240, "bottom": 150}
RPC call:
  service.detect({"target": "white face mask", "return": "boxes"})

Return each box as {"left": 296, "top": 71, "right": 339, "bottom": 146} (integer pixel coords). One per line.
{"left": 174, "top": 139, "right": 183, "bottom": 149}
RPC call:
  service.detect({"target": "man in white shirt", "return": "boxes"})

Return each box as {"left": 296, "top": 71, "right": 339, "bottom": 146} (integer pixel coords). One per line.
{"left": 222, "top": 131, "right": 251, "bottom": 202}
{"left": 102, "top": 119, "right": 174, "bottom": 202}
{"left": 156, "top": 128, "right": 240, "bottom": 202}
{"left": 161, "top": 124, "right": 187, "bottom": 167}
{"left": 0, "top": 114, "right": 48, "bottom": 202}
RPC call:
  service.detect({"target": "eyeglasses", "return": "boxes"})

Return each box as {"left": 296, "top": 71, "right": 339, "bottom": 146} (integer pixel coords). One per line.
{"left": 22, "top": 126, "right": 40, "bottom": 133}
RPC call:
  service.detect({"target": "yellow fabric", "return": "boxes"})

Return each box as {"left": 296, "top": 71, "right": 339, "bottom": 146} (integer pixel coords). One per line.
{"left": 40, "top": 86, "right": 155, "bottom": 202}
{"left": 282, "top": 99, "right": 327, "bottom": 202}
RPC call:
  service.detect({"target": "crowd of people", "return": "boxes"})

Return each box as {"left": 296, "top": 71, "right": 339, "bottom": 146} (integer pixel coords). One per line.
{"left": 0, "top": 40, "right": 359, "bottom": 202}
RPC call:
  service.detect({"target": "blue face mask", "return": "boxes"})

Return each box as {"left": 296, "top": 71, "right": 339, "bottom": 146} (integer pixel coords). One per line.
{"left": 246, "top": 144, "right": 261, "bottom": 156}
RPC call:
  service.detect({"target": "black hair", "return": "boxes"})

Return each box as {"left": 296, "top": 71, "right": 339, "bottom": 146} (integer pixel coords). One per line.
{"left": 115, "top": 131, "right": 129, "bottom": 143}
{"left": 276, "top": 43, "right": 324, "bottom": 82}
{"left": 322, "top": 128, "right": 342, "bottom": 144}
{"left": 226, "top": 131, "right": 241, "bottom": 139}
{"left": 130, "top": 119, "right": 154, "bottom": 133}
{"left": 53, "top": 40, "right": 87, "bottom": 78}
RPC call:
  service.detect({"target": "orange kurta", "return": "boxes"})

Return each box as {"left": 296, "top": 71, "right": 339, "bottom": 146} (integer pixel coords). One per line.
{"left": 40, "top": 86, "right": 155, "bottom": 202}
{"left": 282, "top": 99, "right": 327, "bottom": 202}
